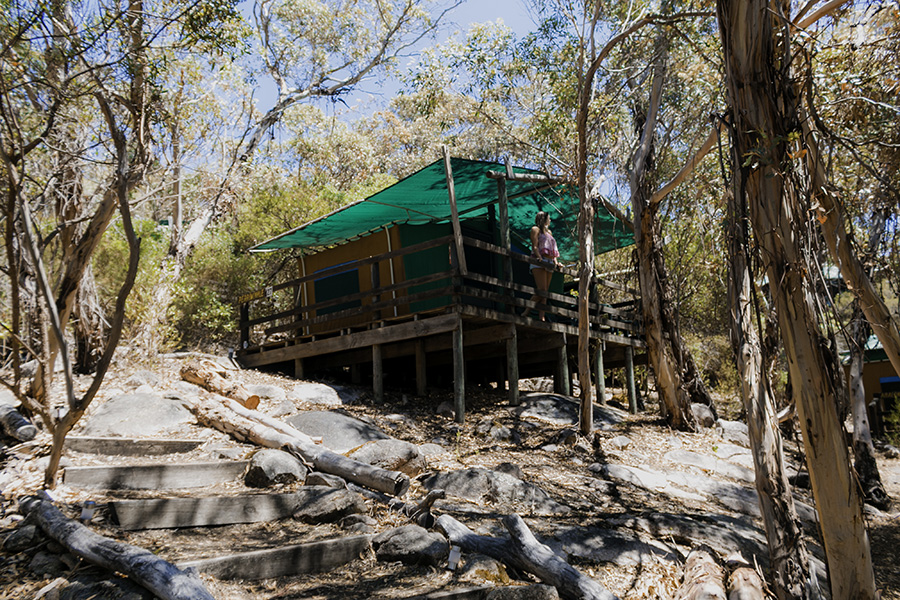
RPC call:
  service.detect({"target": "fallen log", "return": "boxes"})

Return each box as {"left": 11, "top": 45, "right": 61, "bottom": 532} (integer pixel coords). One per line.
{"left": 180, "top": 359, "right": 260, "bottom": 409}
{"left": 0, "top": 403, "right": 37, "bottom": 441}
{"left": 349, "top": 484, "right": 445, "bottom": 527}
{"left": 183, "top": 391, "right": 409, "bottom": 496}
{"left": 19, "top": 496, "right": 214, "bottom": 600}
{"left": 675, "top": 546, "right": 726, "bottom": 600}
{"left": 436, "top": 514, "right": 618, "bottom": 600}
{"left": 502, "top": 514, "right": 618, "bottom": 600}
{"left": 727, "top": 567, "right": 765, "bottom": 600}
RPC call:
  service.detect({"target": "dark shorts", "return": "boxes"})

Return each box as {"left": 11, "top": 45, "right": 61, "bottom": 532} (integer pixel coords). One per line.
{"left": 530, "top": 259, "right": 555, "bottom": 271}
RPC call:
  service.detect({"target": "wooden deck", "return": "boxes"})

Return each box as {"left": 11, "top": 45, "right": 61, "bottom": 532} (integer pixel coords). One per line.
{"left": 236, "top": 235, "right": 646, "bottom": 421}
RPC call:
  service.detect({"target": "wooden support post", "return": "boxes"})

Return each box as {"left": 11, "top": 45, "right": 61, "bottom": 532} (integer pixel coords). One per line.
{"left": 442, "top": 145, "right": 467, "bottom": 276}
{"left": 453, "top": 318, "right": 465, "bottom": 424}
{"left": 594, "top": 341, "right": 606, "bottom": 406}
{"left": 506, "top": 326, "right": 519, "bottom": 406}
{"left": 415, "top": 339, "right": 427, "bottom": 397}
{"left": 350, "top": 363, "right": 362, "bottom": 385}
{"left": 555, "top": 333, "right": 570, "bottom": 396}
{"left": 625, "top": 345, "right": 637, "bottom": 414}
{"left": 239, "top": 303, "right": 250, "bottom": 349}
{"left": 294, "top": 358, "right": 304, "bottom": 380}
{"left": 373, "top": 344, "right": 383, "bottom": 403}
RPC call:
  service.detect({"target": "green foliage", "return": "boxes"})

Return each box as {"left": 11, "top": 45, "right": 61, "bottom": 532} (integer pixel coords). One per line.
{"left": 92, "top": 219, "right": 169, "bottom": 338}
{"left": 171, "top": 228, "right": 263, "bottom": 348}
{"left": 685, "top": 333, "right": 742, "bottom": 417}
{"left": 883, "top": 394, "right": 900, "bottom": 447}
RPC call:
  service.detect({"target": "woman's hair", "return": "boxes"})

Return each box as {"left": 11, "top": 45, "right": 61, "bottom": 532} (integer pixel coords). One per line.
{"left": 535, "top": 211, "right": 550, "bottom": 230}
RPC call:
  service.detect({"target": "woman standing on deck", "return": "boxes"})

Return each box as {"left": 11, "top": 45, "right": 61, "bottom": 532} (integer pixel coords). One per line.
{"left": 523, "top": 211, "right": 559, "bottom": 321}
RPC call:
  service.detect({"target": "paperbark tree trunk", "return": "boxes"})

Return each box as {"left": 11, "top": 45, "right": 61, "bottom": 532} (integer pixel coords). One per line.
{"left": 716, "top": 0, "right": 876, "bottom": 597}
{"left": 725, "top": 186, "right": 812, "bottom": 600}
{"left": 630, "top": 44, "right": 712, "bottom": 431}
{"left": 849, "top": 307, "right": 890, "bottom": 510}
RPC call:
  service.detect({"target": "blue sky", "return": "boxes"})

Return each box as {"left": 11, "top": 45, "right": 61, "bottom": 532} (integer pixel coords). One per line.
{"left": 251, "top": 0, "right": 537, "bottom": 117}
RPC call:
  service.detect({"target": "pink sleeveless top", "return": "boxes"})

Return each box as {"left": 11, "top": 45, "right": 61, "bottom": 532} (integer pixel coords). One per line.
{"left": 537, "top": 232, "right": 559, "bottom": 259}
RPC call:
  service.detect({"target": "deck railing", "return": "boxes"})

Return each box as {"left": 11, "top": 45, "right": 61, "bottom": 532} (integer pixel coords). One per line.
{"left": 237, "top": 235, "right": 642, "bottom": 355}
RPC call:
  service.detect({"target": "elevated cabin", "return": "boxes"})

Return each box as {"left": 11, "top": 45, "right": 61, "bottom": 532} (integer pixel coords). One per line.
{"left": 237, "top": 156, "right": 647, "bottom": 422}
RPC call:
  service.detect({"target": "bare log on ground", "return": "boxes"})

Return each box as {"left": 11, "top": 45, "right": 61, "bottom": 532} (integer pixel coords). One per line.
{"left": 674, "top": 546, "right": 726, "bottom": 600}
{"left": 20, "top": 496, "right": 214, "bottom": 600}
{"left": 0, "top": 404, "right": 37, "bottom": 441}
{"left": 349, "top": 484, "right": 445, "bottom": 527}
{"left": 727, "top": 567, "right": 765, "bottom": 600}
{"left": 182, "top": 392, "right": 409, "bottom": 496}
{"left": 180, "top": 359, "right": 260, "bottom": 409}
{"left": 436, "top": 514, "right": 618, "bottom": 600}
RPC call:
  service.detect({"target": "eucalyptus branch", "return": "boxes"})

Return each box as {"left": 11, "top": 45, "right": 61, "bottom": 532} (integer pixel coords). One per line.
{"left": 803, "top": 78, "right": 900, "bottom": 204}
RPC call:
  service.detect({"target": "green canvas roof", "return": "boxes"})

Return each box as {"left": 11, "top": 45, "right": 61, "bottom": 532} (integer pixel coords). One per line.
{"left": 251, "top": 157, "right": 634, "bottom": 263}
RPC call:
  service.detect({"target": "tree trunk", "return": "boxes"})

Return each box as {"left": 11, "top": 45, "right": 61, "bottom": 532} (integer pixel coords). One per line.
{"left": 183, "top": 391, "right": 410, "bottom": 496}
{"left": 631, "top": 44, "right": 711, "bottom": 431}
{"left": 728, "top": 567, "right": 765, "bottom": 600}
{"left": 849, "top": 308, "right": 890, "bottom": 510}
{"left": 73, "top": 264, "right": 107, "bottom": 374}
{"left": 436, "top": 514, "right": 619, "bottom": 600}
{"left": 180, "top": 360, "right": 260, "bottom": 409}
{"left": 20, "top": 496, "right": 214, "bottom": 600}
{"left": 725, "top": 185, "right": 812, "bottom": 600}
{"left": 716, "top": 0, "right": 876, "bottom": 597}
{"left": 674, "top": 546, "right": 726, "bottom": 600}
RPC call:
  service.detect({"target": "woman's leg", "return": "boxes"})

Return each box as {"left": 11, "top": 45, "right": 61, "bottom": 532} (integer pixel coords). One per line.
{"left": 534, "top": 268, "right": 551, "bottom": 320}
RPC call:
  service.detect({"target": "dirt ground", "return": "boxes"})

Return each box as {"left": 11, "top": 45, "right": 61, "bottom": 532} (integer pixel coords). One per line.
{"left": 1, "top": 353, "right": 899, "bottom": 599}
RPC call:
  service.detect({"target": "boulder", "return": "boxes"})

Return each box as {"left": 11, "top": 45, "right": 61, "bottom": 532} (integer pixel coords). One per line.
{"left": 690, "top": 403, "right": 716, "bottom": 428}
{"left": 664, "top": 449, "right": 755, "bottom": 483}
{"left": 495, "top": 462, "right": 525, "bottom": 480}
{"left": 485, "top": 585, "right": 560, "bottom": 600}
{"left": 126, "top": 370, "right": 161, "bottom": 389}
{"left": 292, "top": 487, "right": 367, "bottom": 523}
{"left": 80, "top": 393, "right": 192, "bottom": 437}
{"left": 609, "top": 436, "right": 632, "bottom": 450}
{"left": 244, "top": 449, "right": 307, "bottom": 488}
{"left": 422, "top": 468, "right": 569, "bottom": 515}
{"left": 437, "top": 401, "right": 455, "bottom": 418}
{"left": 286, "top": 410, "right": 389, "bottom": 453}
{"left": 347, "top": 439, "right": 425, "bottom": 476}
{"left": 30, "top": 550, "right": 67, "bottom": 577}
{"left": 459, "top": 554, "right": 511, "bottom": 585}
{"left": 373, "top": 524, "right": 448, "bottom": 566}
{"left": 60, "top": 573, "right": 153, "bottom": 600}
{"left": 305, "top": 471, "right": 346, "bottom": 488}
{"left": 3, "top": 523, "right": 43, "bottom": 552}
{"left": 552, "top": 526, "right": 680, "bottom": 568}
{"left": 716, "top": 420, "right": 750, "bottom": 447}
{"left": 246, "top": 384, "right": 286, "bottom": 403}
{"left": 515, "top": 393, "right": 623, "bottom": 430}
{"left": 288, "top": 382, "right": 363, "bottom": 406}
